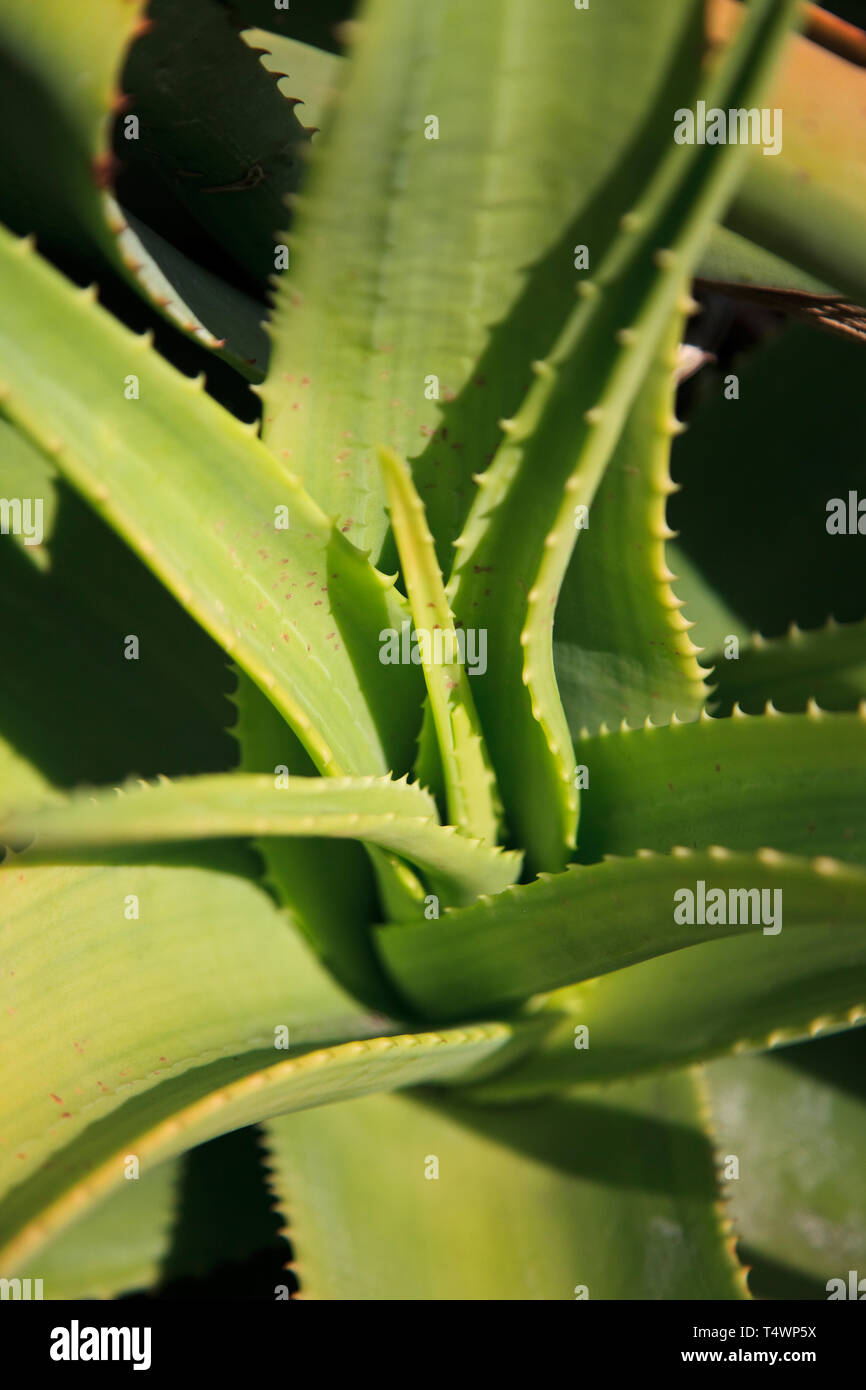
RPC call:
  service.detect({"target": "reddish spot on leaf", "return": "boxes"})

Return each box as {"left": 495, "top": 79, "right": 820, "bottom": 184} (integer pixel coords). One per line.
{"left": 91, "top": 152, "right": 120, "bottom": 189}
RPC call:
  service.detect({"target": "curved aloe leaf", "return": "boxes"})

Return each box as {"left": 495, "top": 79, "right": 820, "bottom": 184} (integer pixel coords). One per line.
{"left": 466, "top": 934, "right": 866, "bottom": 1099}
{"left": 575, "top": 707, "right": 866, "bottom": 866}
{"left": 380, "top": 446, "right": 501, "bottom": 845}
{"left": 378, "top": 847, "right": 866, "bottom": 1019}
{"left": 13, "top": 1158, "right": 181, "bottom": 1300}
{"left": 1, "top": 772, "right": 522, "bottom": 905}
{"left": 0, "top": 223, "right": 423, "bottom": 778}
{"left": 258, "top": 0, "right": 707, "bottom": 562}
{"left": 709, "top": 619, "right": 866, "bottom": 715}
{"left": 0, "top": 1019, "right": 526, "bottom": 1276}
{"left": 261, "top": 1070, "right": 746, "bottom": 1300}
{"left": 0, "top": 845, "right": 378, "bottom": 1257}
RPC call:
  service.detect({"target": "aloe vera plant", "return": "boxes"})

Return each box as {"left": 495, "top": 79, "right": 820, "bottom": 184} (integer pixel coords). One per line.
{"left": 1, "top": 0, "right": 866, "bottom": 1304}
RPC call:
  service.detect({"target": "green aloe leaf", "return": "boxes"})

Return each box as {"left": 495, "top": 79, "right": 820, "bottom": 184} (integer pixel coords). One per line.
{"left": 380, "top": 446, "right": 501, "bottom": 846}
{"left": 702, "top": 1030, "right": 866, "bottom": 1296}
{"left": 700, "top": 223, "right": 840, "bottom": 298}
{"left": 0, "top": 843, "right": 378, "bottom": 1261}
{"left": 467, "top": 934, "right": 866, "bottom": 1100}
{"left": 230, "top": 668, "right": 399, "bottom": 1009}
{"left": 1, "top": 772, "right": 522, "bottom": 905}
{"left": 708, "top": 619, "right": 866, "bottom": 715}
{"left": 13, "top": 1159, "right": 181, "bottom": 1301}
{"left": 447, "top": 0, "right": 799, "bottom": 874}
{"left": 663, "top": 540, "right": 751, "bottom": 669}
{"left": 0, "top": 222, "right": 422, "bottom": 779}
{"left": 261, "top": 1070, "right": 745, "bottom": 1300}
{"left": 379, "top": 847, "right": 866, "bottom": 1019}
{"left": 242, "top": 31, "right": 340, "bottom": 133}
{"left": 0, "top": 1015, "right": 525, "bottom": 1276}
{"left": 0, "top": 0, "right": 861, "bottom": 1305}
{"left": 18, "top": 1126, "right": 285, "bottom": 1300}
{"left": 258, "top": 0, "right": 707, "bottom": 562}
{"left": 575, "top": 707, "right": 866, "bottom": 866}
{"left": 552, "top": 313, "right": 708, "bottom": 736}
